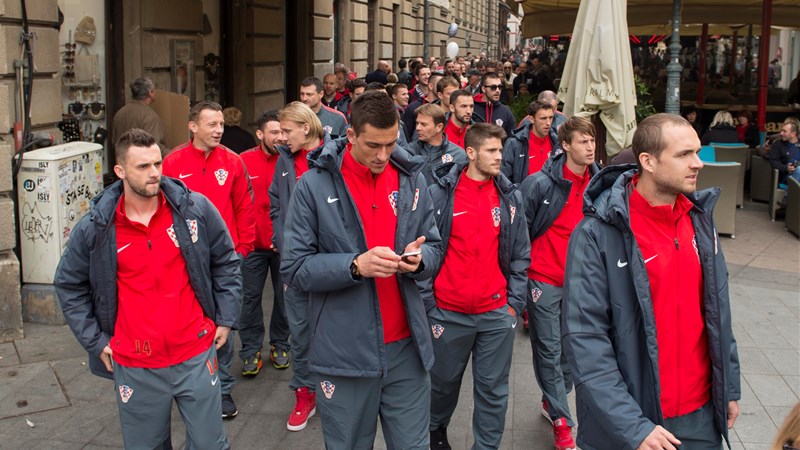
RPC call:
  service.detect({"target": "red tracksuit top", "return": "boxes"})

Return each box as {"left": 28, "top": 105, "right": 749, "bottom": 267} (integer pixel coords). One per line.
{"left": 527, "top": 130, "right": 552, "bottom": 175}
{"left": 629, "top": 182, "right": 711, "bottom": 418}
{"left": 341, "top": 147, "right": 411, "bottom": 343}
{"left": 112, "top": 193, "right": 216, "bottom": 368}
{"left": 163, "top": 141, "right": 255, "bottom": 257}
{"left": 240, "top": 145, "right": 280, "bottom": 250}
{"left": 529, "top": 164, "right": 591, "bottom": 287}
{"left": 444, "top": 119, "right": 469, "bottom": 149}
{"left": 435, "top": 172, "right": 508, "bottom": 314}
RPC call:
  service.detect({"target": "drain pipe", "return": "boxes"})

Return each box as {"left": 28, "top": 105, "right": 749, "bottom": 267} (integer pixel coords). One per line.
{"left": 423, "top": 0, "right": 429, "bottom": 60}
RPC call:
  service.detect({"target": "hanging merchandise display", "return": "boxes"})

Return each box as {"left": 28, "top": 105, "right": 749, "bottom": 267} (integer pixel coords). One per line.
{"left": 74, "top": 16, "right": 96, "bottom": 45}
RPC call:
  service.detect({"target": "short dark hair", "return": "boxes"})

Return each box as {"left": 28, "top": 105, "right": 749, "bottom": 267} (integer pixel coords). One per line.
{"left": 256, "top": 109, "right": 280, "bottom": 131}
{"left": 632, "top": 113, "right": 692, "bottom": 169}
{"left": 449, "top": 89, "right": 473, "bottom": 106}
{"left": 349, "top": 78, "right": 367, "bottom": 92}
{"left": 189, "top": 100, "right": 222, "bottom": 123}
{"left": 334, "top": 67, "right": 348, "bottom": 77}
{"left": 350, "top": 90, "right": 399, "bottom": 135}
{"left": 481, "top": 72, "right": 500, "bottom": 86}
{"left": 436, "top": 76, "right": 460, "bottom": 94}
{"left": 391, "top": 83, "right": 408, "bottom": 96}
{"left": 475, "top": 61, "right": 486, "bottom": 70}
{"left": 301, "top": 77, "right": 323, "bottom": 93}
{"left": 398, "top": 58, "right": 407, "bottom": 69}
{"left": 527, "top": 99, "right": 553, "bottom": 117}
{"left": 558, "top": 116, "right": 595, "bottom": 145}
{"left": 366, "top": 81, "right": 386, "bottom": 91}
{"left": 115, "top": 128, "right": 157, "bottom": 164}
{"left": 414, "top": 63, "right": 429, "bottom": 77}
{"left": 465, "top": 123, "right": 506, "bottom": 151}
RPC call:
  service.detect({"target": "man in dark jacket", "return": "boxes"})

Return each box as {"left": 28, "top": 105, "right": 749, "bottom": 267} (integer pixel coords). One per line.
{"left": 280, "top": 91, "right": 443, "bottom": 450}
{"left": 502, "top": 100, "right": 561, "bottom": 184}
{"left": 408, "top": 103, "right": 467, "bottom": 184}
{"left": 519, "top": 116, "right": 601, "bottom": 450}
{"left": 402, "top": 72, "right": 445, "bottom": 141}
{"left": 473, "top": 72, "right": 516, "bottom": 138}
{"left": 770, "top": 119, "right": 800, "bottom": 184}
{"left": 54, "top": 129, "right": 242, "bottom": 449}
{"left": 426, "top": 123, "right": 530, "bottom": 450}
{"left": 563, "top": 114, "right": 741, "bottom": 450}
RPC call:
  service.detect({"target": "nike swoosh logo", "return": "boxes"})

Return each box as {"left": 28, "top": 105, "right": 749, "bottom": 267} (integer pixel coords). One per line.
{"left": 249, "top": 176, "right": 260, "bottom": 179}
{"left": 179, "top": 173, "right": 192, "bottom": 179}
{"left": 453, "top": 211, "right": 467, "bottom": 217}
{"left": 519, "top": 153, "right": 525, "bottom": 157}
{"left": 437, "top": 209, "right": 441, "bottom": 215}
{"left": 529, "top": 155, "right": 536, "bottom": 159}
{"left": 211, "top": 376, "right": 218, "bottom": 386}
{"left": 543, "top": 199, "right": 550, "bottom": 205}
{"left": 327, "top": 196, "right": 340, "bottom": 204}
{"left": 617, "top": 259, "right": 628, "bottom": 268}
{"left": 644, "top": 254, "right": 658, "bottom": 264}
{"left": 117, "top": 243, "right": 132, "bottom": 253}
{"left": 282, "top": 172, "right": 289, "bottom": 177}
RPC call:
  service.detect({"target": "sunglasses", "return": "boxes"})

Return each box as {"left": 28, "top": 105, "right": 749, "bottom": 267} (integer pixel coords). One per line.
{"left": 485, "top": 85, "right": 502, "bottom": 90}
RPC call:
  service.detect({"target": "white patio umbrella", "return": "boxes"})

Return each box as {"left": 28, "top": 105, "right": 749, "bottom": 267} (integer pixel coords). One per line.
{"left": 557, "top": 0, "right": 638, "bottom": 158}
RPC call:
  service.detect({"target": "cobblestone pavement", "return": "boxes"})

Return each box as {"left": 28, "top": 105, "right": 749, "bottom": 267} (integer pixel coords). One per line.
{"left": 0, "top": 201, "right": 797, "bottom": 449}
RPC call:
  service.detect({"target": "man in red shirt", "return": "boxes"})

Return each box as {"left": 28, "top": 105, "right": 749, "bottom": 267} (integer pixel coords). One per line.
{"left": 563, "top": 114, "right": 741, "bottom": 449}
{"left": 55, "top": 129, "right": 242, "bottom": 449}
{"left": 238, "top": 110, "right": 289, "bottom": 376}
{"left": 426, "top": 123, "right": 530, "bottom": 450}
{"left": 519, "top": 117, "right": 601, "bottom": 450}
{"left": 444, "top": 90, "right": 474, "bottom": 149}
{"left": 162, "top": 101, "right": 255, "bottom": 419}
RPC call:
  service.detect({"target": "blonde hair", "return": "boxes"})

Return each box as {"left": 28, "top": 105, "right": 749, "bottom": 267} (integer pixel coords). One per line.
{"left": 709, "top": 110, "right": 734, "bottom": 128}
{"left": 222, "top": 107, "right": 242, "bottom": 126}
{"left": 278, "top": 101, "right": 325, "bottom": 145}
{"left": 772, "top": 403, "right": 800, "bottom": 450}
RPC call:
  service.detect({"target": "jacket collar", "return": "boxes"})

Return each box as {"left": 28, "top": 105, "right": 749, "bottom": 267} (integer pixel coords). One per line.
{"left": 90, "top": 177, "right": 192, "bottom": 228}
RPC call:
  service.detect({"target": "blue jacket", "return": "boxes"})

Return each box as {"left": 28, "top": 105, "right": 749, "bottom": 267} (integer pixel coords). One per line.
{"left": 502, "top": 121, "right": 562, "bottom": 184}
{"left": 472, "top": 94, "right": 516, "bottom": 138}
{"left": 54, "top": 178, "right": 242, "bottom": 379}
{"left": 424, "top": 161, "right": 531, "bottom": 315}
{"left": 268, "top": 133, "right": 333, "bottom": 253}
{"left": 279, "top": 137, "right": 443, "bottom": 377}
{"left": 562, "top": 165, "right": 741, "bottom": 450}
{"left": 519, "top": 152, "right": 601, "bottom": 241}
{"left": 407, "top": 133, "right": 468, "bottom": 185}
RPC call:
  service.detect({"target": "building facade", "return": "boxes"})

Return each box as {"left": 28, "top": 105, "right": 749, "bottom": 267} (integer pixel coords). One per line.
{"left": 0, "top": 0, "right": 509, "bottom": 338}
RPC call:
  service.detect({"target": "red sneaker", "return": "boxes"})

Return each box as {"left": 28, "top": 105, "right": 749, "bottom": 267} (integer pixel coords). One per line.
{"left": 287, "top": 387, "right": 316, "bottom": 431}
{"left": 553, "top": 418, "right": 576, "bottom": 450}
{"left": 522, "top": 310, "right": 529, "bottom": 330}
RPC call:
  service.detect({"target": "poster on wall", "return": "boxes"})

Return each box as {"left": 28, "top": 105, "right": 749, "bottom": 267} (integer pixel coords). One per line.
{"left": 171, "top": 39, "right": 195, "bottom": 100}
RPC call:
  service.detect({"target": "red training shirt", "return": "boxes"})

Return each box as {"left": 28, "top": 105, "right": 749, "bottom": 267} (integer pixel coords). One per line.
{"left": 629, "top": 180, "right": 711, "bottom": 419}
{"left": 240, "top": 145, "right": 280, "bottom": 250}
{"left": 341, "top": 146, "right": 411, "bottom": 344}
{"left": 445, "top": 119, "right": 469, "bottom": 149}
{"left": 294, "top": 148, "right": 311, "bottom": 180}
{"left": 112, "top": 193, "right": 216, "bottom": 368}
{"left": 527, "top": 131, "right": 552, "bottom": 175}
{"left": 163, "top": 141, "right": 255, "bottom": 257}
{"left": 528, "top": 164, "right": 591, "bottom": 286}
{"left": 435, "top": 171, "right": 507, "bottom": 314}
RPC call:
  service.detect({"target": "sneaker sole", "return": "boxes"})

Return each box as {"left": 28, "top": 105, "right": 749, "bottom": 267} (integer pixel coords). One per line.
{"left": 272, "top": 361, "right": 290, "bottom": 370}
{"left": 541, "top": 406, "right": 554, "bottom": 425}
{"left": 286, "top": 407, "right": 316, "bottom": 432}
{"left": 222, "top": 410, "right": 238, "bottom": 419}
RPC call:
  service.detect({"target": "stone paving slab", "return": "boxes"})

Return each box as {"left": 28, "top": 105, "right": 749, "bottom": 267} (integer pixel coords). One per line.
{"left": 0, "top": 342, "right": 19, "bottom": 367}
{"left": 0, "top": 362, "right": 69, "bottom": 420}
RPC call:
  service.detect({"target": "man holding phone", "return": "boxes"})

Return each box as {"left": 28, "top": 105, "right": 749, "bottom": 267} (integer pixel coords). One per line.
{"left": 425, "top": 123, "right": 530, "bottom": 450}
{"left": 280, "top": 91, "right": 443, "bottom": 449}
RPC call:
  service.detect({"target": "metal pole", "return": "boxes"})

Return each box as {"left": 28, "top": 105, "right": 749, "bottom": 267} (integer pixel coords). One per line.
{"left": 665, "top": 0, "right": 682, "bottom": 115}
{"left": 488, "top": 0, "right": 494, "bottom": 59}
{"left": 745, "top": 24, "right": 753, "bottom": 92}
{"left": 756, "top": 0, "right": 772, "bottom": 131}
{"left": 729, "top": 27, "right": 740, "bottom": 89}
{"left": 423, "top": 0, "right": 429, "bottom": 60}
{"left": 696, "top": 23, "right": 708, "bottom": 105}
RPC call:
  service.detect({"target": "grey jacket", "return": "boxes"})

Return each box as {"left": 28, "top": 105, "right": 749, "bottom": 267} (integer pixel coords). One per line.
{"left": 279, "top": 137, "right": 443, "bottom": 377}
{"left": 562, "top": 165, "right": 741, "bottom": 450}
{"left": 519, "top": 152, "right": 600, "bottom": 241}
{"left": 425, "top": 161, "right": 531, "bottom": 315}
{"left": 407, "top": 133, "right": 468, "bottom": 185}
{"left": 268, "top": 133, "right": 333, "bottom": 252}
{"left": 54, "top": 178, "right": 242, "bottom": 379}
{"left": 502, "top": 121, "right": 562, "bottom": 184}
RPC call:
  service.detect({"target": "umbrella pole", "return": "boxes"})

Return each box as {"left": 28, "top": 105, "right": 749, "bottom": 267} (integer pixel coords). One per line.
{"left": 591, "top": 115, "right": 608, "bottom": 166}
{"left": 665, "top": 0, "right": 682, "bottom": 115}
{"left": 756, "top": 0, "right": 772, "bottom": 131}
{"left": 697, "top": 23, "right": 708, "bottom": 106}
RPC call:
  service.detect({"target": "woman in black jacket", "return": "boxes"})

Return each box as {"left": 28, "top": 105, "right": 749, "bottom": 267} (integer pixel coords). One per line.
{"left": 735, "top": 110, "right": 761, "bottom": 148}
{"left": 701, "top": 110, "right": 740, "bottom": 145}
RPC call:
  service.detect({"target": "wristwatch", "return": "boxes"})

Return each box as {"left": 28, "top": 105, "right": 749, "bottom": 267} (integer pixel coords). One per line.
{"left": 350, "top": 254, "right": 362, "bottom": 280}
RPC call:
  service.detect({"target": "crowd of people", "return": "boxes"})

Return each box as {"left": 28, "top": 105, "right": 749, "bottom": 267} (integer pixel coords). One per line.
{"left": 61, "top": 46, "right": 800, "bottom": 450}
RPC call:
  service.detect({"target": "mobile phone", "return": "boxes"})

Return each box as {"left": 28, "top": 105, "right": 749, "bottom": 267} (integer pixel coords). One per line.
{"left": 400, "top": 250, "right": 422, "bottom": 258}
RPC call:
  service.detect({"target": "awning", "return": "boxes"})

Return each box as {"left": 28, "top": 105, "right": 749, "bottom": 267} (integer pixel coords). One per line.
{"left": 519, "top": 1, "right": 800, "bottom": 37}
